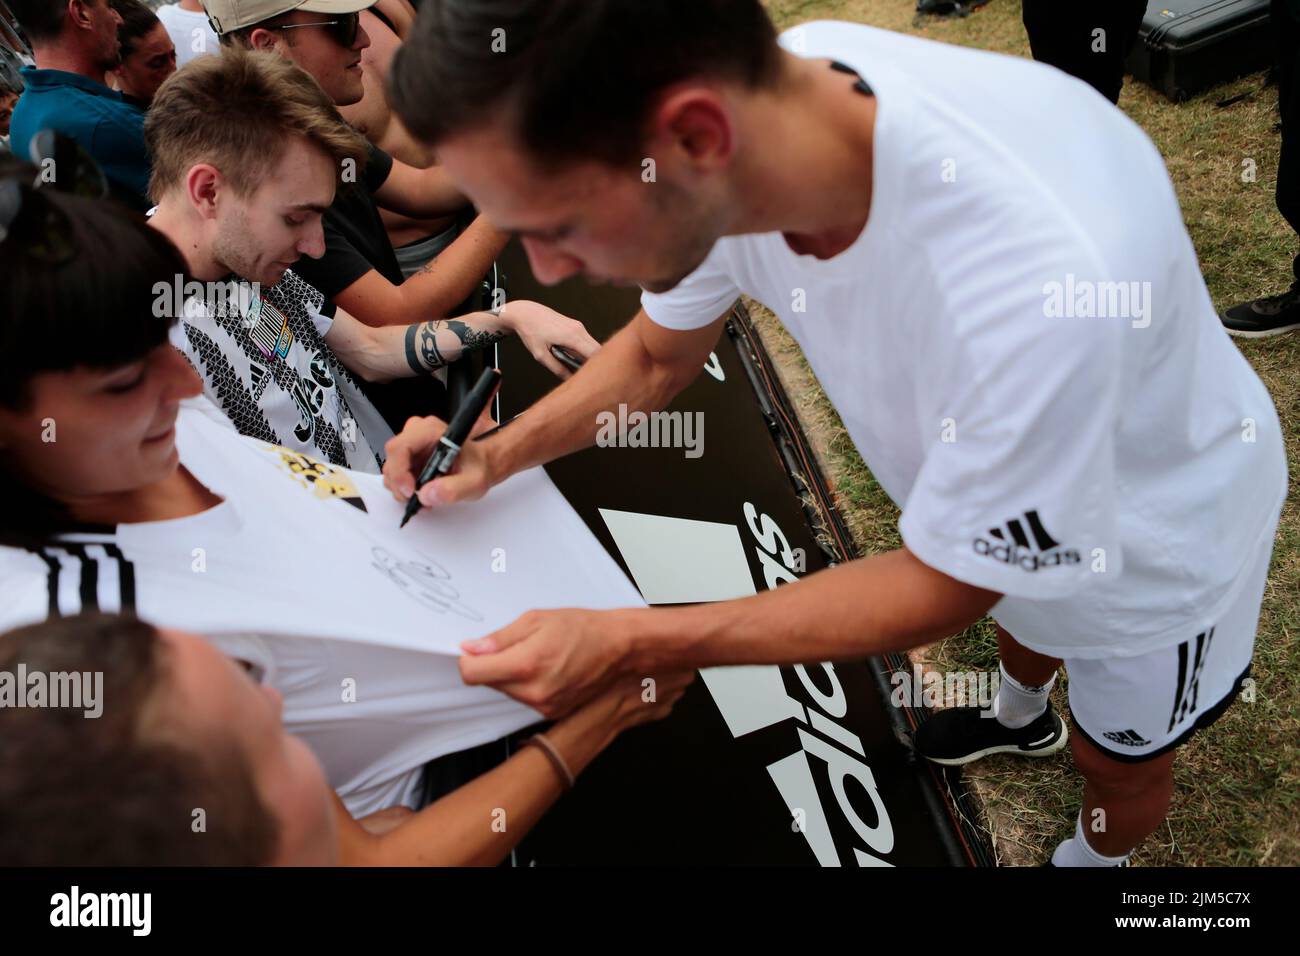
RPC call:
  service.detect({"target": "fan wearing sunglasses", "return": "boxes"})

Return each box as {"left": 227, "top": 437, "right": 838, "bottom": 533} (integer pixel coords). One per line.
{"left": 207, "top": 0, "right": 596, "bottom": 432}
{"left": 0, "top": 129, "right": 108, "bottom": 254}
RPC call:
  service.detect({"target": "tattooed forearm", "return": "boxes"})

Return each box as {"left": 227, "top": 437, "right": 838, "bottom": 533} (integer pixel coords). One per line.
{"left": 447, "top": 319, "right": 508, "bottom": 353}
{"left": 405, "top": 320, "right": 447, "bottom": 373}
{"left": 404, "top": 318, "right": 508, "bottom": 374}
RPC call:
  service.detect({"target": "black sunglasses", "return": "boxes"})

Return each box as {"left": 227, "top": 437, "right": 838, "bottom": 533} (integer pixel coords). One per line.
{"left": 0, "top": 129, "right": 109, "bottom": 264}
{"left": 270, "top": 11, "right": 361, "bottom": 49}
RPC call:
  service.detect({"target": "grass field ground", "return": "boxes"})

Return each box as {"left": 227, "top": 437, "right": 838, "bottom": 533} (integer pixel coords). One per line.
{"left": 750, "top": 0, "right": 1299, "bottom": 865}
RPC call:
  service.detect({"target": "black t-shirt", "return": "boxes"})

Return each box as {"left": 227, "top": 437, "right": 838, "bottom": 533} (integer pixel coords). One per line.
{"left": 294, "top": 142, "right": 404, "bottom": 295}
{"left": 294, "top": 142, "right": 449, "bottom": 428}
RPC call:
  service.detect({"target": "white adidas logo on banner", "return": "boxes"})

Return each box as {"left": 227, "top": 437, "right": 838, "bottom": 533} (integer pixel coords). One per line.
{"left": 599, "top": 505, "right": 896, "bottom": 867}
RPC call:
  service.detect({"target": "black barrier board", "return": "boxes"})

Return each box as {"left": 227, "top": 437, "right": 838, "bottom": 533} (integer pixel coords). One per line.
{"left": 486, "top": 241, "right": 988, "bottom": 866}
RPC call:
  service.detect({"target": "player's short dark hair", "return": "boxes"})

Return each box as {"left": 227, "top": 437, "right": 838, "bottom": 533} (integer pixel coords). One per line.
{"left": 0, "top": 613, "right": 278, "bottom": 865}
{"left": 389, "top": 0, "right": 783, "bottom": 170}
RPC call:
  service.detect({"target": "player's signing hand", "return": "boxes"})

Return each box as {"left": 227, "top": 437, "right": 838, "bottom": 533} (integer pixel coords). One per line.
{"left": 381, "top": 409, "right": 500, "bottom": 509}
{"left": 459, "top": 608, "right": 642, "bottom": 719}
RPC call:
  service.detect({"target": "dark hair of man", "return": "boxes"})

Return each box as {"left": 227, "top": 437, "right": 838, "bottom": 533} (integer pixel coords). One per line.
{"left": 7, "top": 0, "right": 75, "bottom": 42}
{"left": 0, "top": 613, "right": 279, "bottom": 865}
{"left": 109, "top": 0, "right": 160, "bottom": 60}
{"left": 0, "top": 163, "right": 186, "bottom": 542}
{"left": 389, "top": 0, "right": 784, "bottom": 171}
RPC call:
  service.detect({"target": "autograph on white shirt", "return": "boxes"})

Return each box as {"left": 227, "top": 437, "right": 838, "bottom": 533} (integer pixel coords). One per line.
{"left": 369, "top": 546, "right": 483, "bottom": 622}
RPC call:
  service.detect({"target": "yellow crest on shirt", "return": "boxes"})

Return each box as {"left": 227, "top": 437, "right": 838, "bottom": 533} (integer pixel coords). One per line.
{"left": 264, "top": 446, "right": 367, "bottom": 512}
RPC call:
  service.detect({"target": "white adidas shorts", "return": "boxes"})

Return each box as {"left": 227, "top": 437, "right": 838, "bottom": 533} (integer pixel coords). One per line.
{"left": 1063, "top": 537, "right": 1273, "bottom": 763}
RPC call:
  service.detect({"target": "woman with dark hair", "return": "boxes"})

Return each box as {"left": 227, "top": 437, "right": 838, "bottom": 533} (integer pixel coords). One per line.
{"left": 109, "top": 0, "right": 176, "bottom": 106}
{"left": 0, "top": 166, "right": 184, "bottom": 542}
{"left": 0, "top": 181, "right": 691, "bottom": 864}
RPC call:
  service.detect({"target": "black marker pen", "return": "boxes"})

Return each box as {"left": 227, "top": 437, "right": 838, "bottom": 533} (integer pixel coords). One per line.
{"left": 399, "top": 367, "right": 502, "bottom": 528}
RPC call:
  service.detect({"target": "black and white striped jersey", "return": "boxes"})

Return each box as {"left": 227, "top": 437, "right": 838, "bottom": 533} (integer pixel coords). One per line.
{"left": 168, "top": 269, "right": 392, "bottom": 475}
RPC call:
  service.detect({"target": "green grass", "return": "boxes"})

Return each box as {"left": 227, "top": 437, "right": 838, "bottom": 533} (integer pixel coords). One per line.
{"left": 753, "top": 0, "right": 1300, "bottom": 866}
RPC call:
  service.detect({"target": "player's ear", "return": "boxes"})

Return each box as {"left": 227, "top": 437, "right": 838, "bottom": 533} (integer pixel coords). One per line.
{"left": 653, "top": 88, "right": 734, "bottom": 170}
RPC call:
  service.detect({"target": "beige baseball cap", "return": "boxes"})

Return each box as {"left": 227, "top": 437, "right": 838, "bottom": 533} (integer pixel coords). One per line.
{"left": 201, "top": 0, "right": 376, "bottom": 36}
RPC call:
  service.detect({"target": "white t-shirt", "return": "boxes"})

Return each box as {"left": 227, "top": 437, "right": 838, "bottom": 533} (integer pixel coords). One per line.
{"left": 156, "top": 3, "right": 220, "bottom": 69}
{"left": 0, "top": 399, "right": 647, "bottom": 814}
{"left": 170, "top": 268, "right": 392, "bottom": 474}
{"left": 642, "top": 21, "right": 1287, "bottom": 659}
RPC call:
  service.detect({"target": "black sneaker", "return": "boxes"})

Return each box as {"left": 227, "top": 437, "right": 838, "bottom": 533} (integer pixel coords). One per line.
{"left": 916, "top": 0, "right": 990, "bottom": 16}
{"left": 913, "top": 703, "right": 1067, "bottom": 766}
{"left": 1220, "top": 286, "right": 1300, "bottom": 338}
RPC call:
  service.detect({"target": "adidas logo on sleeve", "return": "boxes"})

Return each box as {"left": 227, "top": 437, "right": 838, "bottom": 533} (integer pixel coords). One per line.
{"left": 972, "top": 510, "right": 1081, "bottom": 572}
{"left": 1101, "top": 729, "right": 1152, "bottom": 748}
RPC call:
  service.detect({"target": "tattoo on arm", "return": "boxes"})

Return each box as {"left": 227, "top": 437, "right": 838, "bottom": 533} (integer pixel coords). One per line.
{"left": 405, "top": 320, "right": 446, "bottom": 373}
{"left": 447, "top": 319, "right": 507, "bottom": 353}
{"left": 404, "top": 318, "right": 507, "bottom": 374}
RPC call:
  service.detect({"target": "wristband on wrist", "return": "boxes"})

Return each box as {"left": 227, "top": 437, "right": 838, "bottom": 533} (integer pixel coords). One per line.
{"left": 522, "top": 732, "right": 575, "bottom": 790}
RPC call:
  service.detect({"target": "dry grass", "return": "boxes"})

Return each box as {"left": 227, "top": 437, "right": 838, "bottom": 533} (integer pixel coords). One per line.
{"left": 754, "top": 0, "right": 1300, "bottom": 866}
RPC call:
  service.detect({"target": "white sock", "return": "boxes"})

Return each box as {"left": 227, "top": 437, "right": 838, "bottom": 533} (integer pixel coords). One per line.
{"left": 1051, "top": 812, "right": 1132, "bottom": 867}
{"left": 992, "top": 661, "right": 1055, "bottom": 729}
